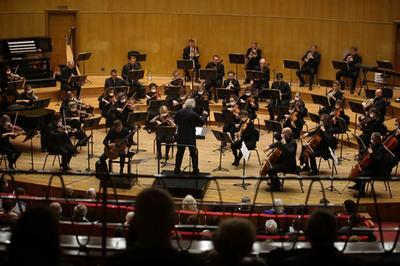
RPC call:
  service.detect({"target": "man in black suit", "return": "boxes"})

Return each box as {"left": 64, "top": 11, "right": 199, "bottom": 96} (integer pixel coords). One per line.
{"left": 269, "top": 72, "right": 291, "bottom": 121}
{"left": 173, "top": 99, "right": 206, "bottom": 175}
{"left": 223, "top": 71, "right": 241, "bottom": 97}
{"left": 296, "top": 45, "right": 321, "bottom": 90}
{"left": 205, "top": 55, "right": 225, "bottom": 102}
{"left": 183, "top": 39, "right": 201, "bottom": 82}
{"left": 104, "top": 69, "right": 126, "bottom": 90}
{"left": 336, "top": 47, "right": 362, "bottom": 94}
{"left": 121, "top": 55, "right": 144, "bottom": 100}
{"left": 244, "top": 41, "right": 262, "bottom": 84}
{"left": 60, "top": 61, "right": 82, "bottom": 99}
{"left": 251, "top": 58, "right": 270, "bottom": 100}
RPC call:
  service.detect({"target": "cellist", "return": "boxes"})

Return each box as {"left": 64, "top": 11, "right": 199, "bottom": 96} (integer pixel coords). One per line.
{"left": 261, "top": 127, "right": 298, "bottom": 191}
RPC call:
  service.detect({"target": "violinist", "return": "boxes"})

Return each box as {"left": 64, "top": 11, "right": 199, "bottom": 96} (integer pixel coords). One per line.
{"left": 109, "top": 92, "right": 135, "bottom": 128}
{"left": 205, "top": 55, "right": 225, "bottom": 102}
{"left": 60, "top": 91, "right": 79, "bottom": 115}
{"left": 145, "top": 83, "right": 161, "bottom": 105}
{"left": 150, "top": 105, "right": 176, "bottom": 160}
{"left": 223, "top": 71, "right": 240, "bottom": 97}
{"left": 328, "top": 100, "right": 350, "bottom": 134}
{"left": 296, "top": 45, "right": 321, "bottom": 90}
{"left": 262, "top": 127, "right": 297, "bottom": 191}
{"left": 348, "top": 132, "right": 387, "bottom": 197}
{"left": 244, "top": 41, "right": 262, "bottom": 84}
{"left": 326, "top": 80, "right": 344, "bottom": 109}
{"left": 60, "top": 61, "right": 82, "bottom": 99}
{"left": 358, "top": 109, "right": 387, "bottom": 153}
{"left": 98, "top": 88, "right": 116, "bottom": 127}
{"left": 222, "top": 95, "right": 241, "bottom": 141}
{"left": 300, "top": 113, "right": 339, "bottom": 175}
{"left": 362, "top": 89, "right": 389, "bottom": 123}
{"left": 192, "top": 84, "right": 208, "bottom": 101}
{"left": 45, "top": 115, "right": 77, "bottom": 172}
{"left": 239, "top": 89, "right": 259, "bottom": 120}
{"left": 336, "top": 47, "right": 362, "bottom": 94}
{"left": 64, "top": 101, "right": 89, "bottom": 147}
{"left": 104, "top": 69, "right": 126, "bottom": 90}
{"left": 251, "top": 58, "right": 270, "bottom": 101}
{"left": 121, "top": 55, "right": 144, "bottom": 100}
{"left": 183, "top": 39, "right": 201, "bottom": 82}
{"left": 0, "top": 115, "right": 22, "bottom": 169}
{"left": 231, "top": 111, "right": 259, "bottom": 166}
{"left": 0, "top": 66, "right": 23, "bottom": 106}
{"left": 283, "top": 92, "right": 307, "bottom": 139}
{"left": 269, "top": 72, "right": 291, "bottom": 121}
{"left": 14, "top": 85, "right": 38, "bottom": 108}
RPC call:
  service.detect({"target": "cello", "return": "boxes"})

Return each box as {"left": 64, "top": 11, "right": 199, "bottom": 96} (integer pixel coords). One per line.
{"left": 260, "top": 146, "right": 283, "bottom": 176}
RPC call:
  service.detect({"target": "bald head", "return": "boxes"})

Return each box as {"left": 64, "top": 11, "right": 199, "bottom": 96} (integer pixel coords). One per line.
{"left": 259, "top": 58, "right": 266, "bottom": 66}
{"left": 375, "top": 89, "right": 383, "bottom": 98}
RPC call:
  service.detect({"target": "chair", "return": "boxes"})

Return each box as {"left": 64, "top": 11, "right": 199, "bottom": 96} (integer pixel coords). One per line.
{"left": 42, "top": 152, "right": 62, "bottom": 170}
{"left": 108, "top": 150, "right": 136, "bottom": 173}
{"left": 318, "top": 156, "right": 338, "bottom": 176}
{"left": 365, "top": 178, "right": 393, "bottom": 198}
{"left": 0, "top": 154, "right": 8, "bottom": 169}
{"left": 248, "top": 147, "right": 262, "bottom": 165}
{"left": 280, "top": 167, "right": 304, "bottom": 193}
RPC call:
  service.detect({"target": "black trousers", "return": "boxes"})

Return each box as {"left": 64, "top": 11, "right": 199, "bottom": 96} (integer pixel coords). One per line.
{"left": 231, "top": 140, "right": 255, "bottom": 161}
{"left": 100, "top": 151, "right": 126, "bottom": 173}
{"left": 0, "top": 142, "right": 21, "bottom": 168}
{"left": 268, "top": 166, "right": 287, "bottom": 188}
{"left": 300, "top": 147, "right": 323, "bottom": 173}
{"left": 174, "top": 145, "right": 198, "bottom": 173}
{"left": 205, "top": 79, "right": 222, "bottom": 99}
{"left": 336, "top": 70, "right": 359, "bottom": 92}
{"left": 296, "top": 66, "right": 316, "bottom": 86}
{"left": 50, "top": 144, "right": 76, "bottom": 169}
{"left": 156, "top": 140, "right": 172, "bottom": 159}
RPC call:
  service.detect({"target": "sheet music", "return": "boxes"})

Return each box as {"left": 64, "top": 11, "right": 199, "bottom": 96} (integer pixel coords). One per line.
{"left": 195, "top": 127, "right": 204, "bottom": 136}
{"left": 241, "top": 142, "right": 250, "bottom": 162}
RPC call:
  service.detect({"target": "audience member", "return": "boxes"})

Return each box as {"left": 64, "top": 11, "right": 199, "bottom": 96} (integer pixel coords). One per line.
{"left": 49, "top": 202, "right": 67, "bottom": 221}
{"left": 263, "top": 198, "right": 285, "bottom": 214}
{"left": 14, "top": 187, "right": 27, "bottom": 215}
{"left": 338, "top": 213, "right": 376, "bottom": 241}
{"left": 182, "top": 194, "right": 198, "bottom": 212}
{"left": 86, "top": 187, "right": 97, "bottom": 200}
{"left": 0, "top": 199, "right": 19, "bottom": 227}
{"left": 72, "top": 203, "right": 90, "bottom": 223}
{"left": 237, "top": 196, "right": 252, "bottom": 213}
{"left": 124, "top": 211, "right": 135, "bottom": 226}
{"left": 264, "top": 219, "right": 279, "bottom": 235}
{"left": 343, "top": 199, "right": 357, "bottom": 214}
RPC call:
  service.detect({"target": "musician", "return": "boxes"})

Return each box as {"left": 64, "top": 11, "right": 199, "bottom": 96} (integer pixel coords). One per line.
{"left": 244, "top": 41, "right": 262, "bottom": 83}
{"left": 98, "top": 88, "right": 116, "bottom": 127}
{"left": 0, "top": 66, "right": 24, "bottom": 98}
{"left": 296, "top": 45, "right": 321, "bottom": 90}
{"left": 383, "top": 119, "right": 400, "bottom": 174}
{"left": 358, "top": 109, "right": 387, "bottom": 153}
{"left": 363, "top": 88, "right": 389, "bottom": 123}
{"left": 173, "top": 99, "right": 206, "bottom": 175}
{"left": 268, "top": 73, "right": 291, "bottom": 121}
{"left": 231, "top": 111, "right": 259, "bottom": 166}
{"left": 192, "top": 84, "right": 208, "bottom": 101}
{"left": 60, "top": 61, "right": 82, "bottom": 99}
{"left": 121, "top": 55, "right": 144, "bottom": 100}
{"left": 145, "top": 83, "right": 161, "bottom": 106}
{"left": 283, "top": 92, "right": 307, "bottom": 139}
{"left": 328, "top": 100, "right": 350, "bottom": 134}
{"left": 349, "top": 132, "right": 387, "bottom": 197}
{"left": 300, "top": 113, "right": 339, "bottom": 175}
{"left": 251, "top": 58, "right": 270, "bottom": 100}
{"left": 223, "top": 71, "right": 241, "bottom": 97}
{"left": 150, "top": 105, "right": 176, "bottom": 160}
{"left": 222, "top": 95, "right": 241, "bottom": 141}
{"left": 239, "top": 89, "right": 259, "bottom": 120}
{"left": 170, "top": 69, "right": 184, "bottom": 88}
{"left": 45, "top": 116, "right": 77, "bottom": 172}
{"left": 60, "top": 90, "right": 78, "bottom": 115}
{"left": 205, "top": 55, "right": 225, "bottom": 102}
{"left": 326, "top": 80, "right": 344, "bottom": 108}
{"left": 0, "top": 115, "right": 22, "bottom": 169}
{"left": 14, "top": 85, "right": 38, "bottom": 108}
{"left": 263, "top": 127, "right": 297, "bottom": 191}
{"left": 336, "top": 47, "right": 362, "bottom": 94}
{"left": 99, "top": 120, "right": 133, "bottom": 173}
{"left": 109, "top": 92, "right": 135, "bottom": 128}
{"left": 104, "top": 69, "right": 126, "bottom": 90}
{"left": 64, "top": 101, "right": 89, "bottom": 147}
{"left": 183, "top": 39, "right": 201, "bottom": 82}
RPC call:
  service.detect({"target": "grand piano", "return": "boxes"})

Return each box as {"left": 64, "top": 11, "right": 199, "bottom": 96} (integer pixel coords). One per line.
{"left": 0, "top": 37, "right": 56, "bottom": 88}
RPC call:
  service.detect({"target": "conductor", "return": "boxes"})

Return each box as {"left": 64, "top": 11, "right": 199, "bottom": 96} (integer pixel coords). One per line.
{"left": 173, "top": 98, "right": 206, "bottom": 175}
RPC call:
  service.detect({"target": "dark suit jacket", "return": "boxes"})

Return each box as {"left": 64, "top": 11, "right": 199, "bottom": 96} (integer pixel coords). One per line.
{"left": 302, "top": 50, "right": 321, "bottom": 70}
{"left": 121, "top": 62, "right": 142, "bottom": 80}
{"left": 174, "top": 108, "right": 204, "bottom": 145}
{"left": 205, "top": 62, "right": 225, "bottom": 80}
{"left": 104, "top": 77, "right": 126, "bottom": 89}
{"left": 60, "top": 66, "right": 79, "bottom": 90}
{"left": 271, "top": 81, "right": 291, "bottom": 102}
{"left": 245, "top": 48, "right": 262, "bottom": 69}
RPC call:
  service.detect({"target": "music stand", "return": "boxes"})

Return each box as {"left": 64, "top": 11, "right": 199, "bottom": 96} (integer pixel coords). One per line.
{"left": 128, "top": 112, "right": 148, "bottom": 153}
{"left": 164, "top": 85, "right": 181, "bottom": 100}
{"left": 200, "top": 68, "right": 217, "bottom": 82}
{"left": 32, "top": 98, "right": 51, "bottom": 109}
{"left": 283, "top": 60, "right": 300, "bottom": 85}
{"left": 264, "top": 120, "right": 283, "bottom": 143}
{"left": 156, "top": 126, "right": 176, "bottom": 167}
{"left": 83, "top": 116, "right": 102, "bottom": 171}
{"left": 376, "top": 60, "right": 393, "bottom": 70}
{"left": 311, "top": 95, "right": 330, "bottom": 109}
{"left": 216, "top": 88, "right": 233, "bottom": 100}
{"left": 76, "top": 52, "right": 92, "bottom": 75}
{"left": 22, "top": 129, "right": 38, "bottom": 171}
{"left": 135, "top": 54, "right": 147, "bottom": 62}
{"left": 68, "top": 75, "right": 87, "bottom": 89}
{"left": 245, "top": 70, "right": 264, "bottom": 81}
{"left": 264, "top": 89, "right": 281, "bottom": 102}
{"left": 127, "top": 70, "right": 145, "bottom": 81}
{"left": 109, "top": 86, "right": 129, "bottom": 94}
{"left": 348, "top": 101, "right": 365, "bottom": 135}
{"left": 318, "top": 79, "right": 334, "bottom": 94}
{"left": 273, "top": 105, "right": 289, "bottom": 121}
{"left": 229, "top": 53, "right": 245, "bottom": 79}
{"left": 332, "top": 60, "right": 349, "bottom": 71}
{"left": 177, "top": 60, "right": 195, "bottom": 87}
{"left": 213, "top": 112, "right": 225, "bottom": 126}
{"left": 211, "top": 130, "right": 232, "bottom": 172}
{"left": 365, "top": 88, "right": 375, "bottom": 99}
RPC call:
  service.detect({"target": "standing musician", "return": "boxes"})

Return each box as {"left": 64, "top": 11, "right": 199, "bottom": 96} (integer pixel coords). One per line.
{"left": 349, "top": 132, "right": 387, "bottom": 197}
{"left": 98, "top": 88, "right": 116, "bottom": 127}
{"left": 296, "top": 45, "right": 321, "bottom": 90}
{"left": 14, "top": 85, "right": 38, "bottom": 108}
{"left": 145, "top": 83, "right": 161, "bottom": 106}
{"left": 231, "top": 111, "right": 259, "bottom": 166}
{"left": 0, "top": 115, "right": 23, "bottom": 169}
{"left": 223, "top": 71, "right": 241, "bottom": 97}
{"left": 261, "top": 127, "right": 297, "bottom": 191}
{"left": 150, "top": 105, "right": 176, "bottom": 160}
{"left": 173, "top": 98, "right": 206, "bottom": 175}
{"left": 251, "top": 58, "right": 270, "bottom": 100}
{"left": 336, "top": 47, "right": 362, "bottom": 94}
{"left": 205, "top": 55, "right": 225, "bottom": 102}
{"left": 104, "top": 69, "right": 126, "bottom": 90}
{"left": 183, "top": 39, "right": 201, "bottom": 82}
{"left": 244, "top": 41, "right": 262, "bottom": 84}
{"left": 362, "top": 88, "right": 389, "bottom": 124}
{"left": 269, "top": 72, "right": 291, "bottom": 121}
{"left": 357, "top": 109, "right": 387, "bottom": 153}
{"left": 64, "top": 101, "right": 89, "bottom": 147}
{"left": 121, "top": 55, "right": 144, "bottom": 100}
{"left": 300, "top": 113, "right": 339, "bottom": 175}
{"left": 239, "top": 89, "right": 259, "bottom": 120}
{"left": 60, "top": 61, "right": 82, "bottom": 99}
{"left": 45, "top": 115, "right": 77, "bottom": 172}
{"left": 99, "top": 120, "right": 133, "bottom": 173}
{"left": 109, "top": 92, "right": 135, "bottom": 128}
{"left": 283, "top": 92, "right": 307, "bottom": 139}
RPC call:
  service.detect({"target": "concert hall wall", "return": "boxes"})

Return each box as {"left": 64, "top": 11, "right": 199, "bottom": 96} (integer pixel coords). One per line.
{"left": 1, "top": 0, "right": 399, "bottom": 79}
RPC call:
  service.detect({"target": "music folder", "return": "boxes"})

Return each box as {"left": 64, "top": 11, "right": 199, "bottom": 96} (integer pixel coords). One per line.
{"left": 32, "top": 98, "right": 51, "bottom": 109}
{"left": 245, "top": 70, "right": 263, "bottom": 81}
{"left": 283, "top": 60, "right": 300, "bottom": 70}
{"left": 199, "top": 69, "right": 217, "bottom": 80}
{"left": 318, "top": 79, "right": 334, "bottom": 88}
{"left": 264, "top": 89, "right": 281, "bottom": 101}
{"left": 76, "top": 52, "right": 92, "bottom": 62}
{"left": 164, "top": 85, "right": 181, "bottom": 99}
{"left": 311, "top": 94, "right": 330, "bottom": 107}
{"left": 135, "top": 54, "right": 147, "bottom": 62}
{"left": 216, "top": 88, "right": 233, "bottom": 100}
{"left": 376, "top": 60, "right": 393, "bottom": 70}
{"left": 195, "top": 127, "right": 207, "bottom": 139}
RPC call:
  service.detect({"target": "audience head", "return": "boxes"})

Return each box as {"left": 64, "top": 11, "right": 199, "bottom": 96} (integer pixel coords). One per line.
{"left": 306, "top": 209, "right": 337, "bottom": 249}
{"left": 183, "top": 98, "right": 196, "bottom": 110}
{"left": 265, "top": 219, "right": 278, "bottom": 235}
{"left": 273, "top": 198, "right": 285, "bottom": 214}
{"left": 182, "top": 194, "right": 198, "bottom": 212}
{"left": 2, "top": 199, "right": 16, "bottom": 213}
{"left": 344, "top": 199, "right": 357, "bottom": 214}
{"left": 73, "top": 204, "right": 88, "bottom": 222}
{"left": 86, "top": 188, "right": 97, "bottom": 199}
{"left": 125, "top": 211, "right": 135, "bottom": 226}
{"left": 0, "top": 178, "right": 8, "bottom": 192}
{"left": 49, "top": 202, "right": 63, "bottom": 220}
{"left": 319, "top": 197, "right": 330, "bottom": 205}
{"left": 64, "top": 186, "right": 74, "bottom": 198}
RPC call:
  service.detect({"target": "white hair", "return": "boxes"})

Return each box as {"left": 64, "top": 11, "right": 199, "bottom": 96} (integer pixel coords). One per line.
{"left": 183, "top": 98, "right": 196, "bottom": 109}
{"left": 125, "top": 211, "right": 135, "bottom": 225}
{"left": 265, "top": 219, "right": 278, "bottom": 234}
{"left": 182, "top": 194, "right": 198, "bottom": 211}
{"left": 273, "top": 198, "right": 284, "bottom": 214}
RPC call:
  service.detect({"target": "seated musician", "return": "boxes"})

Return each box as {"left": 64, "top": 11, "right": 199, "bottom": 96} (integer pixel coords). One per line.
{"left": 300, "top": 113, "right": 339, "bottom": 175}
{"left": 104, "top": 69, "right": 126, "bottom": 90}
{"left": 150, "top": 105, "right": 176, "bottom": 160}
{"left": 45, "top": 116, "right": 77, "bottom": 172}
{"left": 121, "top": 55, "right": 144, "bottom": 101}
{"left": 283, "top": 92, "right": 307, "bottom": 139}
{"left": 60, "top": 61, "right": 82, "bottom": 99}
{"left": 358, "top": 109, "right": 387, "bottom": 153}
{"left": 336, "top": 47, "right": 362, "bottom": 94}
{"left": 327, "top": 81, "right": 344, "bottom": 108}
{"left": 64, "top": 101, "right": 89, "bottom": 147}
{"left": 183, "top": 39, "right": 201, "bottom": 82}
{"left": 170, "top": 69, "right": 184, "bottom": 87}
{"left": 239, "top": 89, "right": 259, "bottom": 120}
{"left": 231, "top": 111, "right": 259, "bottom": 166}
{"left": 205, "top": 55, "right": 225, "bottom": 102}
{"left": 384, "top": 119, "right": 400, "bottom": 174}
{"left": 349, "top": 132, "right": 388, "bottom": 197}
{"left": 329, "top": 100, "right": 350, "bottom": 134}
{"left": 268, "top": 72, "right": 291, "bottom": 121}
{"left": 251, "top": 58, "right": 270, "bottom": 101}
{"left": 223, "top": 71, "right": 240, "bottom": 97}
{"left": 60, "top": 90, "right": 78, "bottom": 115}
{"left": 262, "top": 127, "right": 297, "bottom": 191}
{"left": 0, "top": 66, "right": 24, "bottom": 107}
{"left": 244, "top": 41, "right": 262, "bottom": 84}
{"left": 99, "top": 120, "right": 133, "bottom": 173}
{"left": 109, "top": 92, "right": 135, "bottom": 129}
{"left": 222, "top": 95, "right": 241, "bottom": 141}
{"left": 167, "top": 70, "right": 185, "bottom": 110}
{"left": 192, "top": 84, "right": 208, "bottom": 101}
{"left": 296, "top": 45, "right": 321, "bottom": 90}
{"left": 0, "top": 115, "right": 22, "bottom": 169}
{"left": 363, "top": 88, "right": 389, "bottom": 123}
{"left": 14, "top": 85, "right": 38, "bottom": 108}
{"left": 98, "top": 88, "right": 116, "bottom": 127}
{"left": 145, "top": 83, "right": 161, "bottom": 106}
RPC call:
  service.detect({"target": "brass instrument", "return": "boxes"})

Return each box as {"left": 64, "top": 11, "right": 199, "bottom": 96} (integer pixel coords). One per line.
{"left": 304, "top": 51, "right": 314, "bottom": 62}
{"left": 189, "top": 38, "right": 200, "bottom": 60}
{"left": 244, "top": 47, "right": 257, "bottom": 68}
{"left": 345, "top": 54, "right": 354, "bottom": 63}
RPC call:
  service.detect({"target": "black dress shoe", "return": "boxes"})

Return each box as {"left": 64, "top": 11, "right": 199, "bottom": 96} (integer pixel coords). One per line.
{"left": 310, "top": 171, "right": 319, "bottom": 176}
{"left": 265, "top": 186, "right": 280, "bottom": 192}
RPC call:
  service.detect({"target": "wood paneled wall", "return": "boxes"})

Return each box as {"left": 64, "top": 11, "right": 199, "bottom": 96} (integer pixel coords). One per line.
{"left": 1, "top": 0, "right": 399, "bottom": 79}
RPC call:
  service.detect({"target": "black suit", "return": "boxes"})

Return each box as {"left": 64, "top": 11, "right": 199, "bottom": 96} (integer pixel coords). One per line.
{"left": 252, "top": 65, "right": 270, "bottom": 93}
{"left": 205, "top": 62, "right": 225, "bottom": 100}
{"left": 173, "top": 108, "right": 205, "bottom": 174}
{"left": 336, "top": 53, "right": 362, "bottom": 92}
{"left": 245, "top": 48, "right": 262, "bottom": 70}
{"left": 296, "top": 50, "right": 321, "bottom": 87}
{"left": 121, "top": 62, "right": 144, "bottom": 99}
{"left": 104, "top": 77, "right": 126, "bottom": 90}
{"left": 370, "top": 96, "right": 389, "bottom": 123}
{"left": 223, "top": 79, "right": 240, "bottom": 96}
{"left": 183, "top": 46, "right": 201, "bottom": 80}
{"left": 231, "top": 121, "right": 259, "bottom": 163}
{"left": 60, "top": 66, "right": 81, "bottom": 98}
{"left": 268, "top": 81, "right": 291, "bottom": 120}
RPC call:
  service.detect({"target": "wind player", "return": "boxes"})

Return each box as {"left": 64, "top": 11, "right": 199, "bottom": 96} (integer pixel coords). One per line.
{"left": 183, "top": 39, "right": 201, "bottom": 82}
{"left": 296, "top": 45, "right": 321, "bottom": 90}
{"left": 150, "top": 105, "right": 176, "bottom": 160}
{"left": 262, "top": 127, "right": 298, "bottom": 191}
{"left": 244, "top": 41, "right": 262, "bottom": 84}
{"left": 268, "top": 73, "right": 291, "bottom": 121}
{"left": 223, "top": 71, "right": 241, "bottom": 97}
{"left": 60, "top": 61, "right": 82, "bottom": 99}
{"left": 121, "top": 55, "right": 144, "bottom": 101}
{"left": 251, "top": 58, "right": 270, "bottom": 101}
{"left": 104, "top": 69, "right": 126, "bottom": 90}
{"left": 205, "top": 55, "right": 225, "bottom": 102}
{"left": 336, "top": 47, "right": 362, "bottom": 94}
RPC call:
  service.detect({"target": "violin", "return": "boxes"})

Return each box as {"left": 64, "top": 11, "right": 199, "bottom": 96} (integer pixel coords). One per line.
{"left": 234, "top": 117, "right": 249, "bottom": 142}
